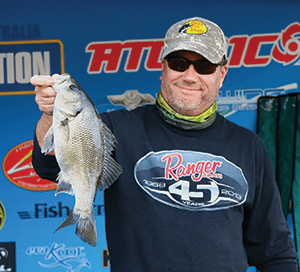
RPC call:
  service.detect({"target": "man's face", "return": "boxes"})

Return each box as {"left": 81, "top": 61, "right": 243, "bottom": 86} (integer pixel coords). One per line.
{"left": 160, "top": 50, "right": 228, "bottom": 116}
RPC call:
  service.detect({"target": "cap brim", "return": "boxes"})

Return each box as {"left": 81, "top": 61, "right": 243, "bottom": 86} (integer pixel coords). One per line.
{"left": 162, "top": 42, "right": 223, "bottom": 64}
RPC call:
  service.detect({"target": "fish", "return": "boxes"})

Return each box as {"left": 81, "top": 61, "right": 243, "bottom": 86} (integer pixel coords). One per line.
{"left": 41, "top": 73, "right": 122, "bottom": 246}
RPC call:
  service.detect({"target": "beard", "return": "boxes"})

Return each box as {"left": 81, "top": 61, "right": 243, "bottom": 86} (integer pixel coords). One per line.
{"left": 162, "top": 85, "right": 214, "bottom": 116}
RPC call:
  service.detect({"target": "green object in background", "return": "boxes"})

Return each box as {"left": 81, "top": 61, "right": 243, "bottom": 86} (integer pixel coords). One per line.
{"left": 257, "top": 96, "right": 278, "bottom": 178}
{"left": 292, "top": 95, "right": 300, "bottom": 261}
{"left": 277, "top": 95, "right": 297, "bottom": 219}
{"left": 257, "top": 93, "right": 300, "bottom": 271}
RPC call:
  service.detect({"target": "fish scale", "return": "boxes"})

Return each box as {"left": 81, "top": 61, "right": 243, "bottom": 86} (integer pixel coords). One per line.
{"left": 42, "top": 73, "right": 122, "bottom": 246}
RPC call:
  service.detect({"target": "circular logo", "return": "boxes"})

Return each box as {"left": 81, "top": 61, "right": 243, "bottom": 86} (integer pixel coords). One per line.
{"left": 2, "top": 140, "right": 57, "bottom": 191}
{"left": 0, "top": 201, "right": 5, "bottom": 230}
{"left": 134, "top": 150, "right": 248, "bottom": 211}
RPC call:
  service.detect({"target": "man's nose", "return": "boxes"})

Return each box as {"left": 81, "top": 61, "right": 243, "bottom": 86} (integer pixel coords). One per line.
{"left": 181, "top": 64, "right": 199, "bottom": 81}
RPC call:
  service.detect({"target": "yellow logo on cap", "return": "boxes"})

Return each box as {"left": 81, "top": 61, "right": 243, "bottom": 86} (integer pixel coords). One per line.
{"left": 180, "top": 20, "right": 208, "bottom": 35}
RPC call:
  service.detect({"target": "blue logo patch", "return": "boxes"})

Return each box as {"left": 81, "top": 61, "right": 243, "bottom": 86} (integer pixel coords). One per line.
{"left": 134, "top": 150, "right": 248, "bottom": 211}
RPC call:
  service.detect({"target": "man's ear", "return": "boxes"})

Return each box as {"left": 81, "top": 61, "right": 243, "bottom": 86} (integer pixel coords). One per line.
{"left": 160, "top": 59, "right": 167, "bottom": 81}
{"left": 221, "top": 65, "right": 228, "bottom": 86}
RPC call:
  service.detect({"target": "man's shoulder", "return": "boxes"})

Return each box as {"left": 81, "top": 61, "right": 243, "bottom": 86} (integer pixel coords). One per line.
{"left": 100, "top": 104, "right": 156, "bottom": 126}
{"left": 217, "top": 113, "right": 263, "bottom": 143}
{"left": 102, "top": 104, "right": 155, "bottom": 117}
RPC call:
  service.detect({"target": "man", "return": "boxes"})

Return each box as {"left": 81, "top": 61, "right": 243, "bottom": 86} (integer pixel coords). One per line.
{"left": 31, "top": 17, "right": 298, "bottom": 271}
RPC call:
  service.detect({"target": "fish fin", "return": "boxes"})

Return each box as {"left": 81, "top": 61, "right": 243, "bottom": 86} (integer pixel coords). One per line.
{"left": 55, "top": 172, "right": 74, "bottom": 196}
{"left": 55, "top": 181, "right": 74, "bottom": 196}
{"left": 55, "top": 208, "right": 97, "bottom": 247}
{"left": 101, "top": 121, "right": 117, "bottom": 152}
{"left": 98, "top": 155, "right": 122, "bottom": 191}
{"left": 54, "top": 209, "right": 80, "bottom": 232}
{"left": 75, "top": 209, "right": 97, "bottom": 247}
{"left": 95, "top": 121, "right": 122, "bottom": 191}
{"left": 41, "top": 125, "right": 54, "bottom": 154}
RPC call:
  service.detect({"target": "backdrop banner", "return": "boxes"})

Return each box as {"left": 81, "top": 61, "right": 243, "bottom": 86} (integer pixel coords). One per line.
{"left": 1, "top": 1, "right": 300, "bottom": 271}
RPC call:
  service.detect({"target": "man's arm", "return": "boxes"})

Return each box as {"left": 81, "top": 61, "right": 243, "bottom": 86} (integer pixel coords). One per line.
{"left": 31, "top": 74, "right": 59, "bottom": 155}
{"left": 31, "top": 75, "right": 60, "bottom": 181}
{"left": 35, "top": 113, "right": 54, "bottom": 155}
{"left": 243, "top": 138, "right": 298, "bottom": 271}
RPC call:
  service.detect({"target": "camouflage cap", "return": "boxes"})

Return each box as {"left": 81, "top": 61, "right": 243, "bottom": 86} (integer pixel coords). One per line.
{"left": 162, "top": 17, "right": 227, "bottom": 64}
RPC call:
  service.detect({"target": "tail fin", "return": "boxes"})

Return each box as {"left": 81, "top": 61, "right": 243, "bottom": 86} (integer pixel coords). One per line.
{"left": 75, "top": 210, "right": 97, "bottom": 247}
{"left": 54, "top": 209, "right": 80, "bottom": 232}
{"left": 54, "top": 208, "right": 97, "bottom": 247}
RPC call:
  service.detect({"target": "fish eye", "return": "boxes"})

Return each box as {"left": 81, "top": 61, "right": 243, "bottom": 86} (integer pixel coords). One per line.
{"left": 69, "top": 85, "right": 77, "bottom": 91}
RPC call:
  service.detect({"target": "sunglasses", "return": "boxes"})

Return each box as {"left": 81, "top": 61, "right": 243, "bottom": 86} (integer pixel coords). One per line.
{"left": 165, "top": 56, "right": 227, "bottom": 75}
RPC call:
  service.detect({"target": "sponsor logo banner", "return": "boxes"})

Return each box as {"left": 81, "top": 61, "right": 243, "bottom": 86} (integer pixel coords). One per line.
{"left": 0, "top": 242, "right": 16, "bottom": 272}
{"left": 0, "top": 40, "right": 64, "bottom": 95}
{"left": 17, "top": 201, "right": 105, "bottom": 219}
{"left": 85, "top": 22, "right": 300, "bottom": 74}
{"left": 0, "top": 201, "right": 5, "bottom": 230}
{"left": 2, "top": 140, "right": 57, "bottom": 191}
{"left": 26, "top": 243, "right": 91, "bottom": 271}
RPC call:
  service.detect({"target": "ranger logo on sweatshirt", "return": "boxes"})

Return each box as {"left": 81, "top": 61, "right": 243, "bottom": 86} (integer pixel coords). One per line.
{"left": 134, "top": 150, "right": 248, "bottom": 211}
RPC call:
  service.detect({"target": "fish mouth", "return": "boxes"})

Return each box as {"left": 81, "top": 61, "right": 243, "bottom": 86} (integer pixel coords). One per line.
{"left": 58, "top": 78, "right": 68, "bottom": 85}
{"left": 53, "top": 73, "right": 71, "bottom": 85}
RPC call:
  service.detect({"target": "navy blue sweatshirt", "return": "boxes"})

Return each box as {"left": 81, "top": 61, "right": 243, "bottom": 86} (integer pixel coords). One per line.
{"left": 32, "top": 105, "right": 298, "bottom": 272}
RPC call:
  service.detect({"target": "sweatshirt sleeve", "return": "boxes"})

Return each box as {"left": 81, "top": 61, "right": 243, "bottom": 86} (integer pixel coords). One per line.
{"left": 243, "top": 139, "right": 298, "bottom": 271}
{"left": 32, "top": 130, "right": 60, "bottom": 182}
{"left": 260, "top": 262, "right": 298, "bottom": 272}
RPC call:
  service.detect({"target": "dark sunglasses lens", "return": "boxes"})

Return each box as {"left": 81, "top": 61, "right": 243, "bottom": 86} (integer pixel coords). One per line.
{"left": 167, "top": 57, "right": 217, "bottom": 74}
{"left": 167, "top": 58, "right": 189, "bottom": 72}
{"left": 194, "top": 61, "right": 217, "bottom": 74}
